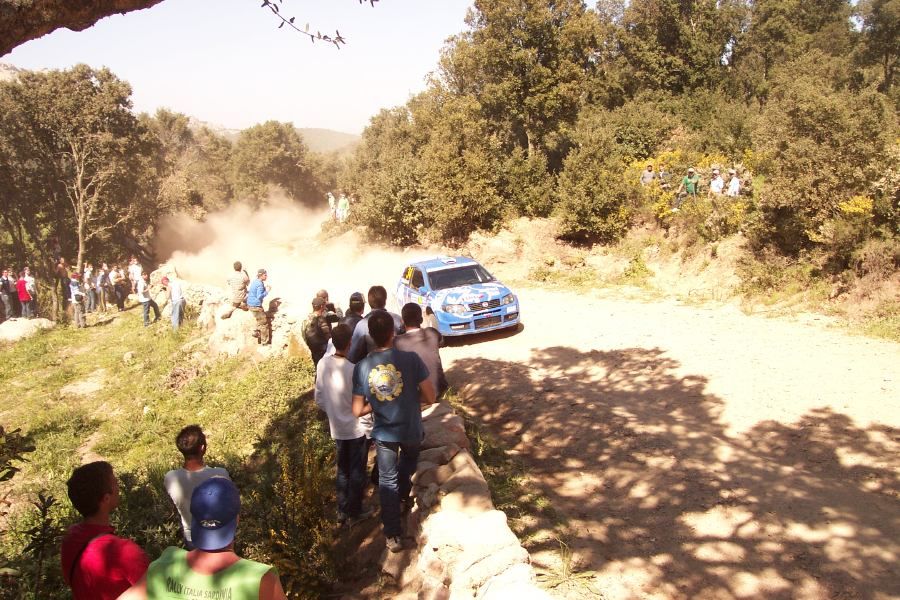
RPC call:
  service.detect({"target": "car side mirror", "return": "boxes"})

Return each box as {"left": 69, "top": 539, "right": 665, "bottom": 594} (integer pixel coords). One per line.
{"left": 418, "top": 286, "right": 427, "bottom": 295}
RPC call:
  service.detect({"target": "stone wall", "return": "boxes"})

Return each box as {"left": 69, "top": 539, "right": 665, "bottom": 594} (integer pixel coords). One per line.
{"left": 400, "top": 401, "right": 550, "bottom": 600}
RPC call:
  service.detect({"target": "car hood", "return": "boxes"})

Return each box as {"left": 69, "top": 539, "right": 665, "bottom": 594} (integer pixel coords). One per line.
{"left": 429, "top": 282, "right": 512, "bottom": 306}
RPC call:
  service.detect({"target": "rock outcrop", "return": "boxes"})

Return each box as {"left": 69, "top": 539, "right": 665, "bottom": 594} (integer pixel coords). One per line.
{"left": 387, "top": 402, "right": 550, "bottom": 600}
{"left": 0, "top": 317, "right": 54, "bottom": 343}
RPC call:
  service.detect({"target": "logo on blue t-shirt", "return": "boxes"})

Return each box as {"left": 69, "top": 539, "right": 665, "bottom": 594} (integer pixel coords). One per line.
{"left": 368, "top": 364, "right": 403, "bottom": 402}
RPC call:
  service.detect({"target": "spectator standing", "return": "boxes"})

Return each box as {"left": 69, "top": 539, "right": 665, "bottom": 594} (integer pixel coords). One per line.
{"left": 128, "top": 257, "right": 143, "bottom": 294}
{"left": 83, "top": 263, "right": 96, "bottom": 314}
{"left": 119, "top": 478, "right": 286, "bottom": 600}
{"left": 658, "top": 164, "right": 671, "bottom": 189}
{"left": 0, "top": 268, "right": 14, "bottom": 320}
{"left": 337, "top": 193, "right": 350, "bottom": 222}
{"left": 327, "top": 191, "right": 336, "bottom": 220}
{"left": 352, "top": 311, "right": 435, "bottom": 552}
{"left": 247, "top": 269, "right": 271, "bottom": 345}
{"left": 112, "top": 265, "right": 128, "bottom": 311}
{"left": 674, "top": 167, "right": 700, "bottom": 210}
{"left": 709, "top": 168, "right": 725, "bottom": 196}
{"left": 69, "top": 272, "right": 86, "bottom": 328}
{"left": 136, "top": 272, "right": 160, "bottom": 327}
{"left": 348, "top": 286, "right": 404, "bottom": 363}
{"left": 395, "top": 303, "right": 449, "bottom": 400}
{"left": 23, "top": 266, "right": 36, "bottom": 307}
{"left": 303, "top": 296, "right": 332, "bottom": 368}
{"left": 726, "top": 169, "right": 741, "bottom": 198}
{"left": 16, "top": 271, "right": 33, "bottom": 318}
{"left": 221, "top": 261, "right": 250, "bottom": 319}
{"left": 315, "top": 324, "right": 373, "bottom": 524}
{"left": 96, "top": 263, "right": 110, "bottom": 312}
{"left": 166, "top": 274, "right": 186, "bottom": 331}
{"left": 639, "top": 164, "right": 656, "bottom": 186}
{"left": 163, "top": 425, "right": 231, "bottom": 549}
{"left": 341, "top": 292, "right": 366, "bottom": 332}
{"left": 60, "top": 461, "right": 149, "bottom": 600}
{"left": 316, "top": 289, "right": 343, "bottom": 319}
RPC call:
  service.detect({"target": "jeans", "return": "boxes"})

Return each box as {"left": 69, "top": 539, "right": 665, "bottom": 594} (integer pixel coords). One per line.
{"left": 335, "top": 436, "right": 368, "bottom": 517}
{"left": 21, "top": 299, "right": 34, "bottom": 318}
{"left": 85, "top": 289, "right": 96, "bottom": 313}
{"left": 142, "top": 299, "right": 160, "bottom": 326}
{"left": 171, "top": 298, "right": 185, "bottom": 331}
{"left": 374, "top": 439, "right": 420, "bottom": 538}
{"left": 73, "top": 301, "right": 85, "bottom": 328}
{"left": 0, "top": 293, "right": 10, "bottom": 320}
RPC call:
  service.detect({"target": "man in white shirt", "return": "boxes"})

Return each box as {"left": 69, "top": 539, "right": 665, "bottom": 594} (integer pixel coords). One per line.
{"left": 163, "top": 425, "right": 230, "bottom": 549}
{"left": 726, "top": 168, "right": 741, "bottom": 197}
{"left": 315, "top": 324, "right": 373, "bottom": 524}
{"left": 163, "top": 274, "right": 186, "bottom": 331}
{"left": 709, "top": 168, "right": 725, "bottom": 196}
{"left": 136, "top": 272, "right": 160, "bottom": 327}
{"left": 127, "top": 257, "right": 143, "bottom": 294}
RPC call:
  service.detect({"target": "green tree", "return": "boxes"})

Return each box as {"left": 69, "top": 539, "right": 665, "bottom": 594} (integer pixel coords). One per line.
{"left": 859, "top": 0, "right": 900, "bottom": 91}
{"left": 751, "top": 52, "right": 896, "bottom": 255}
{"left": 555, "top": 110, "right": 638, "bottom": 243}
{"left": 438, "top": 0, "right": 597, "bottom": 161}
{"left": 0, "top": 65, "right": 153, "bottom": 272}
{"left": 231, "top": 121, "right": 319, "bottom": 206}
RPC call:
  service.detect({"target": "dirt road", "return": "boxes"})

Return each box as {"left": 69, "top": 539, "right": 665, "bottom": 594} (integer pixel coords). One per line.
{"left": 442, "top": 287, "right": 900, "bottom": 600}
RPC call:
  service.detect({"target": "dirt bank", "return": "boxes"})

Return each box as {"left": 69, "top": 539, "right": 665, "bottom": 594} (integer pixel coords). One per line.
{"left": 442, "top": 287, "right": 899, "bottom": 599}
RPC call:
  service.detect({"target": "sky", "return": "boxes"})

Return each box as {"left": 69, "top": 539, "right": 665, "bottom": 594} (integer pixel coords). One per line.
{"left": 3, "top": 0, "right": 473, "bottom": 134}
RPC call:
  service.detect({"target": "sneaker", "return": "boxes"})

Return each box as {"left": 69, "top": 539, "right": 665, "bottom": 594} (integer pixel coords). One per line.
{"left": 386, "top": 536, "right": 403, "bottom": 553}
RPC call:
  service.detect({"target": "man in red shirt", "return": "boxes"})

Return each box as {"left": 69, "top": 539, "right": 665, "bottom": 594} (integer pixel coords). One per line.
{"left": 60, "top": 461, "right": 149, "bottom": 599}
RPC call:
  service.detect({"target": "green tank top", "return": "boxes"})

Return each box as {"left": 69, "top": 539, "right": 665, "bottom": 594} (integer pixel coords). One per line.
{"left": 145, "top": 547, "right": 274, "bottom": 599}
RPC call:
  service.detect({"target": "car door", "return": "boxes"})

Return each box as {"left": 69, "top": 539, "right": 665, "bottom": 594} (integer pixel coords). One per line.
{"left": 396, "top": 265, "right": 414, "bottom": 307}
{"left": 407, "top": 268, "right": 427, "bottom": 308}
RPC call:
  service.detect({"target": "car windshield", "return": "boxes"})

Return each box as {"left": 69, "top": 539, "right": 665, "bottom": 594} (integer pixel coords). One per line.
{"left": 427, "top": 265, "right": 495, "bottom": 290}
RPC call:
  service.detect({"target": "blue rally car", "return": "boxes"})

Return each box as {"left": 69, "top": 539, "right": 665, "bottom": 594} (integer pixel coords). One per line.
{"left": 394, "top": 256, "right": 520, "bottom": 337}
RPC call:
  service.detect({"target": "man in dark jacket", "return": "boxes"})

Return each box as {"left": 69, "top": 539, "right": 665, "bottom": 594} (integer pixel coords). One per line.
{"left": 302, "top": 296, "right": 332, "bottom": 367}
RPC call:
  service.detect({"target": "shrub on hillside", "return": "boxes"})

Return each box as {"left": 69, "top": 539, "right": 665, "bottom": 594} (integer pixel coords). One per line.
{"left": 750, "top": 52, "right": 896, "bottom": 255}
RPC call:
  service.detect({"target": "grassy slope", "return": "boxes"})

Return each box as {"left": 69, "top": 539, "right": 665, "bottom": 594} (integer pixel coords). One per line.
{"left": 0, "top": 309, "right": 336, "bottom": 599}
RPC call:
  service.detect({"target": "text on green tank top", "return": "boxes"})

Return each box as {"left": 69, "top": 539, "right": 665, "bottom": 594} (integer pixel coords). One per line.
{"left": 146, "top": 547, "right": 273, "bottom": 599}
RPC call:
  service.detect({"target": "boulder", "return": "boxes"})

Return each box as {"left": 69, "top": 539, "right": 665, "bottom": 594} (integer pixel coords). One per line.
{"left": 421, "top": 401, "right": 454, "bottom": 421}
{"left": 418, "top": 444, "right": 461, "bottom": 466}
{"left": 476, "top": 564, "right": 549, "bottom": 600}
{"left": 422, "top": 425, "right": 470, "bottom": 451}
{"left": 0, "top": 317, "right": 53, "bottom": 343}
{"left": 451, "top": 545, "right": 531, "bottom": 597}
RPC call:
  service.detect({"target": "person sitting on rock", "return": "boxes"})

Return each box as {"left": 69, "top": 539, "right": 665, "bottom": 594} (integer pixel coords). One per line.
{"left": 163, "top": 425, "right": 230, "bottom": 549}
{"left": 221, "top": 261, "right": 250, "bottom": 319}
{"left": 119, "top": 477, "right": 287, "bottom": 600}
{"left": 315, "top": 324, "right": 373, "bottom": 525}
{"left": 352, "top": 311, "right": 435, "bottom": 552}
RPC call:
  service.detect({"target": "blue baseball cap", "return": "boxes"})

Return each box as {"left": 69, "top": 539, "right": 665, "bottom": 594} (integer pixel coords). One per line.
{"left": 190, "top": 477, "right": 240, "bottom": 551}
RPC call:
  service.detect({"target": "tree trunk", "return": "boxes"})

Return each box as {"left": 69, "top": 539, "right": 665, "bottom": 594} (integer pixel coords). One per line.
{"left": 0, "top": 0, "right": 166, "bottom": 56}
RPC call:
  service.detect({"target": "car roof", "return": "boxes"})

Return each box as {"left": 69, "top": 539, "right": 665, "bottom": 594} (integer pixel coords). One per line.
{"left": 410, "top": 256, "right": 480, "bottom": 272}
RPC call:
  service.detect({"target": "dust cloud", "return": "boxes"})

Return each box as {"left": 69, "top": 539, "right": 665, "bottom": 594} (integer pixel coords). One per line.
{"left": 155, "top": 198, "right": 426, "bottom": 313}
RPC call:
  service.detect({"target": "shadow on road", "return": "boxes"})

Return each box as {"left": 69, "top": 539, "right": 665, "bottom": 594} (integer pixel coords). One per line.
{"left": 444, "top": 322, "right": 524, "bottom": 348}
{"left": 448, "top": 346, "right": 900, "bottom": 599}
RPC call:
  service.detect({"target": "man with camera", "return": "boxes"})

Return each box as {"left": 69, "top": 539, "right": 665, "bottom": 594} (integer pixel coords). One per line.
{"left": 303, "top": 296, "right": 337, "bottom": 368}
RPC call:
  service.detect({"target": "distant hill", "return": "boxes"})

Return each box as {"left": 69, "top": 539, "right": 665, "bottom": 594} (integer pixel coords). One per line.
{"left": 297, "top": 128, "right": 360, "bottom": 154}
{"left": 0, "top": 63, "right": 22, "bottom": 82}
{"left": 189, "top": 117, "right": 359, "bottom": 155}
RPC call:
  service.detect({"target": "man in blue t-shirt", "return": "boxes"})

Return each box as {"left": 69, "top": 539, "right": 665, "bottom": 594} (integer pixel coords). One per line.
{"left": 352, "top": 311, "right": 435, "bottom": 552}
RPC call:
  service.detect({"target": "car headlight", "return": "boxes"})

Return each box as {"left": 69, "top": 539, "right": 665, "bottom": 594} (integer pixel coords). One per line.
{"left": 501, "top": 293, "right": 515, "bottom": 305}
{"left": 442, "top": 303, "right": 467, "bottom": 315}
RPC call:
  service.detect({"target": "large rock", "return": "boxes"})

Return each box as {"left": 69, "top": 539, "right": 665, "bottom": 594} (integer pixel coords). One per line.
{"left": 0, "top": 317, "right": 53, "bottom": 343}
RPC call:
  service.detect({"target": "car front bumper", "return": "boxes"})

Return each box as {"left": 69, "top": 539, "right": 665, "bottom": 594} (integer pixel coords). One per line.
{"left": 433, "top": 302, "right": 520, "bottom": 337}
